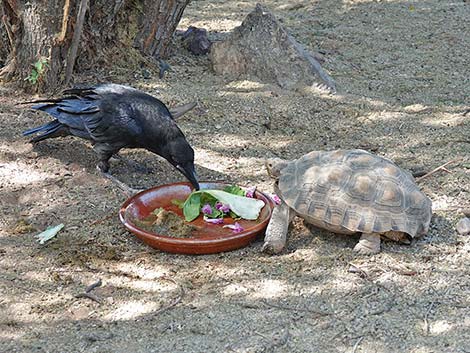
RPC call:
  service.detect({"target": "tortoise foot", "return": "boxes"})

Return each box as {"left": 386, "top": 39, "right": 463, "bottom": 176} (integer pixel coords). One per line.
{"left": 353, "top": 233, "right": 381, "bottom": 255}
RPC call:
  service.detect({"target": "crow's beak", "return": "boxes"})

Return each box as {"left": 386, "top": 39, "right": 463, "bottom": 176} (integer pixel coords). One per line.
{"left": 177, "top": 163, "right": 200, "bottom": 190}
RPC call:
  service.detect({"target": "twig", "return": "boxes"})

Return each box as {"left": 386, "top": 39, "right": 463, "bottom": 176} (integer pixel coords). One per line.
{"left": 423, "top": 286, "right": 452, "bottom": 334}
{"left": 65, "top": 0, "right": 89, "bottom": 85}
{"left": 423, "top": 300, "right": 435, "bottom": 334}
{"left": 352, "top": 337, "right": 364, "bottom": 353}
{"left": 75, "top": 292, "right": 102, "bottom": 304}
{"left": 348, "top": 263, "right": 369, "bottom": 278}
{"left": 416, "top": 159, "right": 460, "bottom": 182}
{"left": 85, "top": 279, "right": 102, "bottom": 293}
{"left": 75, "top": 278, "right": 103, "bottom": 304}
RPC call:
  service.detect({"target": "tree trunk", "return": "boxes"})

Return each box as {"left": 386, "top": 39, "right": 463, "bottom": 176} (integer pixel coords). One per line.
{"left": 134, "top": 0, "right": 190, "bottom": 59}
{"left": 0, "top": 0, "right": 189, "bottom": 92}
{"left": 0, "top": 0, "right": 125, "bottom": 92}
{"left": 0, "top": 6, "right": 9, "bottom": 66}
{"left": 0, "top": 0, "right": 68, "bottom": 91}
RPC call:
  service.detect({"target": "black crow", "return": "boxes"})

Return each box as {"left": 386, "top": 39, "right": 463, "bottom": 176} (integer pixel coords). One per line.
{"left": 23, "top": 83, "right": 199, "bottom": 193}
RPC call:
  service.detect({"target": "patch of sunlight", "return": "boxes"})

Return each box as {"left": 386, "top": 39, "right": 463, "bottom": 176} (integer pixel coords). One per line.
{"left": 0, "top": 331, "right": 24, "bottom": 341}
{"left": 430, "top": 320, "right": 453, "bottom": 334}
{"left": 422, "top": 112, "right": 467, "bottom": 128}
{"left": 195, "top": 147, "right": 272, "bottom": 178}
{"left": 122, "top": 279, "right": 176, "bottom": 293}
{"left": 329, "top": 277, "right": 357, "bottom": 292}
{"left": 223, "top": 283, "right": 249, "bottom": 296}
{"left": 137, "top": 81, "right": 167, "bottom": 93}
{"left": 249, "top": 279, "right": 290, "bottom": 299}
{"left": 342, "top": 0, "right": 399, "bottom": 7}
{"left": 197, "top": 145, "right": 263, "bottom": 162}
{"left": 410, "top": 347, "right": 434, "bottom": 353}
{"left": 220, "top": 80, "right": 271, "bottom": 96}
{"left": 195, "top": 148, "right": 231, "bottom": 173}
{"left": 464, "top": 316, "right": 470, "bottom": 327}
{"left": 403, "top": 103, "right": 429, "bottom": 113}
{"left": 322, "top": 93, "right": 389, "bottom": 109}
{"left": 113, "top": 262, "right": 168, "bottom": 280}
{"left": 225, "top": 80, "right": 267, "bottom": 90}
{"left": 0, "top": 162, "right": 51, "bottom": 185}
{"left": 363, "top": 111, "right": 407, "bottom": 123}
{"left": 432, "top": 194, "right": 461, "bottom": 211}
{"left": 179, "top": 19, "right": 241, "bottom": 32}
{"left": 21, "top": 270, "right": 52, "bottom": 283}
{"left": 104, "top": 300, "right": 160, "bottom": 321}
{"left": 0, "top": 142, "right": 31, "bottom": 154}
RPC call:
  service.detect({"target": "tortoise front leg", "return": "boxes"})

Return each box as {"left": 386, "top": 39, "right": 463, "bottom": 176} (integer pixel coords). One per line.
{"left": 261, "top": 201, "right": 293, "bottom": 254}
{"left": 353, "top": 233, "right": 381, "bottom": 254}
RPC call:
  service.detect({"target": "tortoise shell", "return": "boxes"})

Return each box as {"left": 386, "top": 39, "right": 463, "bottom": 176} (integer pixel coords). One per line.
{"left": 277, "top": 149, "right": 432, "bottom": 237}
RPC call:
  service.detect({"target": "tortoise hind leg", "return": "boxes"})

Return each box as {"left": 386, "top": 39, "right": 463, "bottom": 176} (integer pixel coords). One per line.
{"left": 262, "top": 201, "right": 294, "bottom": 254}
{"left": 353, "top": 233, "right": 381, "bottom": 255}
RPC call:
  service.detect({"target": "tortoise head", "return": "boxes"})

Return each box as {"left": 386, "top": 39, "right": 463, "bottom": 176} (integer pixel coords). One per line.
{"left": 265, "top": 158, "right": 289, "bottom": 180}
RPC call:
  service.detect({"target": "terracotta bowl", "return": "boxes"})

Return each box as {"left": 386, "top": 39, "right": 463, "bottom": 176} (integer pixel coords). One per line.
{"left": 119, "top": 181, "right": 275, "bottom": 254}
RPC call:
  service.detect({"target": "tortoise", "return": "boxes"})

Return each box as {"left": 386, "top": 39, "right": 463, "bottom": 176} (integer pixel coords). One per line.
{"left": 262, "top": 149, "right": 432, "bottom": 254}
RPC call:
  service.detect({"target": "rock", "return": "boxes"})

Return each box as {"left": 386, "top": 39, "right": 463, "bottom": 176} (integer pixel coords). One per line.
{"left": 456, "top": 217, "right": 470, "bottom": 235}
{"left": 209, "top": 3, "right": 336, "bottom": 92}
{"left": 182, "top": 26, "right": 212, "bottom": 55}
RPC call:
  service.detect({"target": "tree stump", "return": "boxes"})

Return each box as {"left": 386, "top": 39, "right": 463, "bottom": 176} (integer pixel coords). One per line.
{"left": 210, "top": 4, "right": 336, "bottom": 92}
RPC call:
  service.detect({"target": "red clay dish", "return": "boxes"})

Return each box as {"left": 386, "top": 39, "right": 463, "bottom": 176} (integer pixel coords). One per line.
{"left": 119, "top": 181, "right": 275, "bottom": 254}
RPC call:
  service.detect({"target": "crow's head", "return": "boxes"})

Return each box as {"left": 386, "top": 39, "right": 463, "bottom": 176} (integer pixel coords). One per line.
{"left": 161, "top": 136, "right": 199, "bottom": 190}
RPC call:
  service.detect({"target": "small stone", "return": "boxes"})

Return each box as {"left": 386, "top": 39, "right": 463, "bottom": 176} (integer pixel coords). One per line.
{"left": 456, "top": 217, "right": 470, "bottom": 235}
{"left": 182, "top": 26, "right": 212, "bottom": 55}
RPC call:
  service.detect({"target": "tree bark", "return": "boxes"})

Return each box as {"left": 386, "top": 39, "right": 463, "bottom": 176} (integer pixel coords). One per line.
{"left": 134, "top": 0, "right": 190, "bottom": 59}
{"left": 0, "top": 0, "right": 190, "bottom": 92}
{"left": 0, "top": 0, "right": 67, "bottom": 91}
{"left": 0, "top": 0, "right": 125, "bottom": 92}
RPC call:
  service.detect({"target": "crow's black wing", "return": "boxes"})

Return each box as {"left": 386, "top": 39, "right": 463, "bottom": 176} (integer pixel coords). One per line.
{"left": 30, "top": 98, "right": 100, "bottom": 140}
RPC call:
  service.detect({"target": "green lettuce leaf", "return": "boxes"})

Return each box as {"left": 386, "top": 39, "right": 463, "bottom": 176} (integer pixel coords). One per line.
{"left": 223, "top": 185, "right": 246, "bottom": 196}
{"left": 183, "top": 192, "right": 201, "bottom": 222}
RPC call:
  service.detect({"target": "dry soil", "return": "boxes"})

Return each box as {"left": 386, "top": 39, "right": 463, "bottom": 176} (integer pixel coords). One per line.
{"left": 1, "top": 1, "right": 469, "bottom": 352}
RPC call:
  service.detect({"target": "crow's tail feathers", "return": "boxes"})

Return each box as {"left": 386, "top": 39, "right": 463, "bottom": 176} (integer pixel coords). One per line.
{"left": 22, "top": 120, "right": 64, "bottom": 143}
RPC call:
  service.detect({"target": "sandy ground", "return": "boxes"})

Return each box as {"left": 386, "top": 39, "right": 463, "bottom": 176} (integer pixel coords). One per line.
{"left": 1, "top": 0, "right": 469, "bottom": 352}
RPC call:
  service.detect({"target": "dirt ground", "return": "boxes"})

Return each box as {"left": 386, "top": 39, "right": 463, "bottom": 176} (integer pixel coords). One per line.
{"left": 1, "top": 0, "right": 469, "bottom": 352}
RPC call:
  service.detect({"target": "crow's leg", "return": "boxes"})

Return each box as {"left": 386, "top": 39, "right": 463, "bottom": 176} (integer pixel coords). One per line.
{"left": 110, "top": 153, "right": 152, "bottom": 174}
{"left": 100, "top": 169, "right": 143, "bottom": 197}
{"left": 95, "top": 146, "right": 143, "bottom": 197}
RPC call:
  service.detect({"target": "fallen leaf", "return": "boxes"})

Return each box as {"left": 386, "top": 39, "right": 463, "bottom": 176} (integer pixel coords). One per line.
{"left": 35, "top": 224, "right": 65, "bottom": 244}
